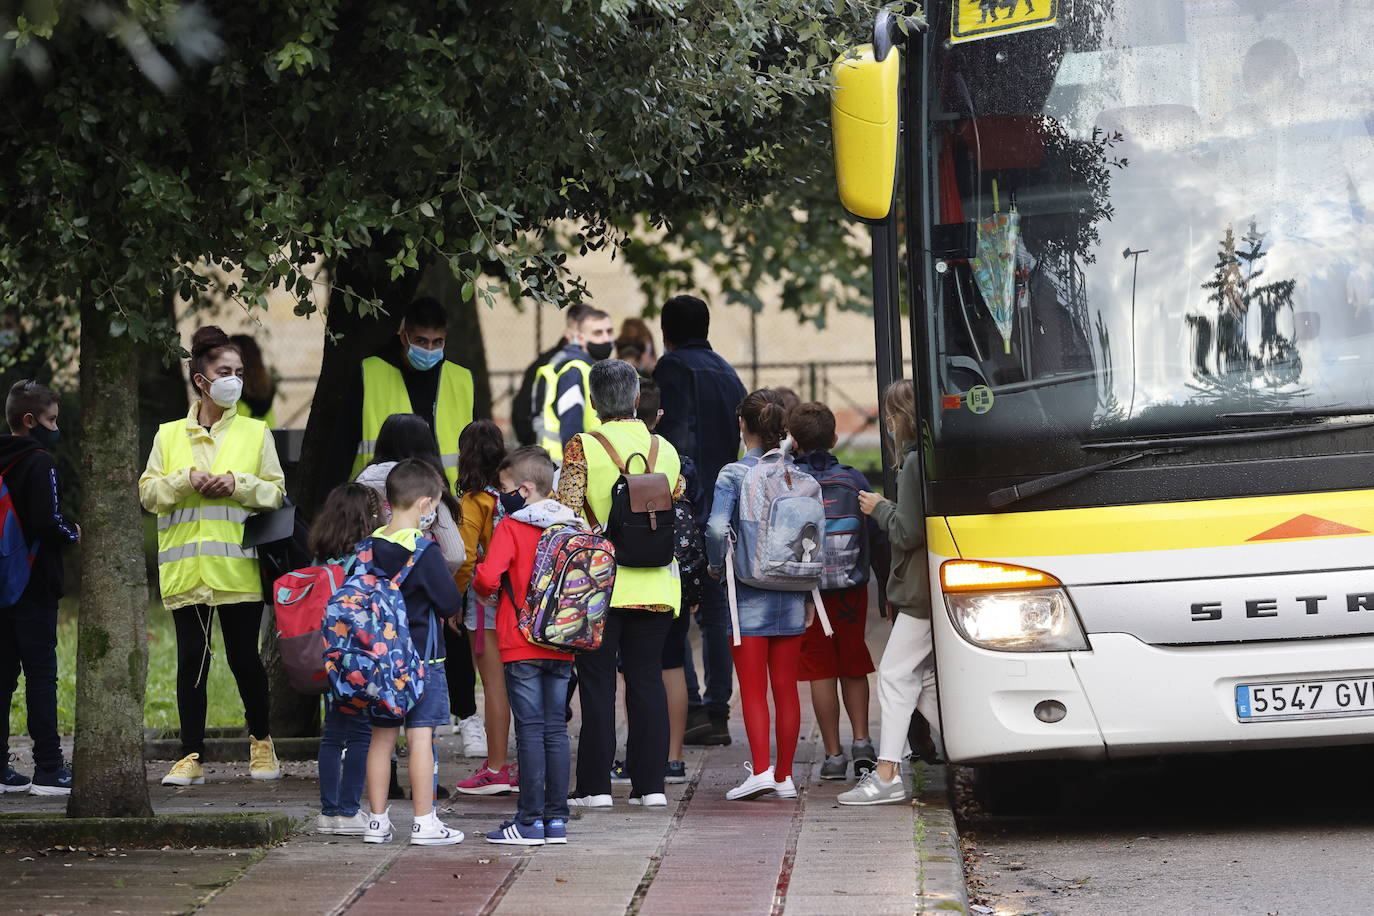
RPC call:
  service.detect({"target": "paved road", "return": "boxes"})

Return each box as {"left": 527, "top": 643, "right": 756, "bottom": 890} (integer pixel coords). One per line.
{"left": 956, "top": 744, "right": 1374, "bottom": 915}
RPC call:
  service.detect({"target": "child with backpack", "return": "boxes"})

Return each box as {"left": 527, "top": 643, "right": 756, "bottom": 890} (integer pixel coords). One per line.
{"left": 788, "top": 402, "right": 891, "bottom": 782}
{"left": 473, "top": 446, "right": 584, "bottom": 845}
{"left": 839, "top": 380, "right": 942, "bottom": 807}
{"left": 452, "top": 420, "right": 517, "bottom": 795}
{"left": 306, "top": 483, "right": 383, "bottom": 835}
{"left": 706, "top": 389, "right": 826, "bottom": 802}
{"left": 0, "top": 380, "right": 80, "bottom": 795}
{"left": 341, "top": 460, "right": 464, "bottom": 845}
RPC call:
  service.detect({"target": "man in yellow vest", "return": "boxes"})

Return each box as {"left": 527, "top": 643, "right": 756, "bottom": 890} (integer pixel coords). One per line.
{"left": 343, "top": 297, "right": 475, "bottom": 491}
{"left": 537, "top": 307, "right": 614, "bottom": 463}
{"left": 554, "top": 359, "right": 685, "bottom": 808}
{"left": 514, "top": 303, "right": 593, "bottom": 446}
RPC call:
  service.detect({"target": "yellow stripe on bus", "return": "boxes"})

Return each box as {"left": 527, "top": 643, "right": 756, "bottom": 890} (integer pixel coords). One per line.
{"left": 942, "top": 489, "right": 1374, "bottom": 558}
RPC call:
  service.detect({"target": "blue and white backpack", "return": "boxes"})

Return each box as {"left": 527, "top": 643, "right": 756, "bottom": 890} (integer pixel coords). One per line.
{"left": 725, "top": 449, "right": 832, "bottom": 644}
{"left": 808, "top": 462, "right": 871, "bottom": 591}
{"left": 322, "top": 537, "right": 436, "bottom": 720}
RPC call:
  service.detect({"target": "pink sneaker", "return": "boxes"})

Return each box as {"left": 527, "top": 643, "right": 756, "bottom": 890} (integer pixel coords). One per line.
{"left": 456, "top": 762, "right": 517, "bottom": 796}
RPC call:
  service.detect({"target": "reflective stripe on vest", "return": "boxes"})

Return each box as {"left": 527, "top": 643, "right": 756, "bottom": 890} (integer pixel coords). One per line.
{"left": 538, "top": 358, "right": 599, "bottom": 464}
{"left": 581, "top": 422, "right": 682, "bottom": 611}
{"left": 353, "top": 356, "right": 474, "bottom": 489}
{"left": 156, "top": 413, "right": 267, "bottom": 600}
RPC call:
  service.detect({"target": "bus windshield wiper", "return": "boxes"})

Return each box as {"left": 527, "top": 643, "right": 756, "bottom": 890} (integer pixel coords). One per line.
{"left": 1082, "top": 419, "right": 1374, "bottom": 451}
{"left": 988, "top": 448, "right": 1182, "bottom": 509}
{"left": 1217, "top": 405, "right": 1374, "bottom": 420}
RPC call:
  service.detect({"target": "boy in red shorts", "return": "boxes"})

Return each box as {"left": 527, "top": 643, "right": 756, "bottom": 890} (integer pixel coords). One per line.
{"left": 788, "top": 402, "right": 891, "bottom": 781}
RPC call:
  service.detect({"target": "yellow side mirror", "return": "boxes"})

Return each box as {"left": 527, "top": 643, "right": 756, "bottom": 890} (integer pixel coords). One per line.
{"left": 831, "top": 44, "right": 900, "bottom": 222}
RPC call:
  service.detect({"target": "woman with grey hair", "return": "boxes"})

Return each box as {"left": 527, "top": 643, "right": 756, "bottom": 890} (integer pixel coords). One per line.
{"left": 555, "top": 359, "right": 687, "bottom": 808}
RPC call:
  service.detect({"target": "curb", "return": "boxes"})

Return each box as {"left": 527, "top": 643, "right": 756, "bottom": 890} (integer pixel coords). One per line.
{"left": 915, "top": 764, "right": 971, "bottom": 914}
{"left": 0, "top": 811, "right": 294, "bottom": 849}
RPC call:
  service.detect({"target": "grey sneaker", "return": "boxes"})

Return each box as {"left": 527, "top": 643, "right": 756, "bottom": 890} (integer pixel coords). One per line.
{"left": 820, "top": 753, "right": 849, "bottom": 780}
{"left": 837, "top": 769, "right": 908, "bottom": 806}
{"left": 851, "top": 740, "right": 877, "bottom": 778}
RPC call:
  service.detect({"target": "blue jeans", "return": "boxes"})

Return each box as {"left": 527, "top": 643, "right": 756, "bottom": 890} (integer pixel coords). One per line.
{"left": 685, "top": 576, "right": 733, "bottom": 715}
{"left": 319, "top": 703, "right": 372, "bottom": 816}
{"left": 505, "top": 659, "right": 574, "bottom": 825}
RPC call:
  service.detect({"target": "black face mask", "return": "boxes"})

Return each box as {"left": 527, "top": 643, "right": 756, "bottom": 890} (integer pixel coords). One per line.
{"left": 29, "top": 424, "right": 60, "bottom": 449}
{"left": 586, "top": 341, "right": 614, "bottom": 361}
{"left": 499, "top": 489, "right": 527, "bottom": 516}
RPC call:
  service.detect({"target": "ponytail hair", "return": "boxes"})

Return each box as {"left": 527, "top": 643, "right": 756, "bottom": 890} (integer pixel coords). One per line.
{"left": 189, "top": 325, "right": 240, "bottom": 382}
{"left": 737, "top": 388, "right": 787, "bottom": 452}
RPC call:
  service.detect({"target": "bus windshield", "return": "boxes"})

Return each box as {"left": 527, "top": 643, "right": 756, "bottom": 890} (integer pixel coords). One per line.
{"left": 925, "top": 0, "right": 1374, "bottom": 482}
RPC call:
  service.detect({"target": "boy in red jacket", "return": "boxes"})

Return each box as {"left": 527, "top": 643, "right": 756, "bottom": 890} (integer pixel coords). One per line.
{"left": 473, "top": 446, "right": 577, "bottom": 846}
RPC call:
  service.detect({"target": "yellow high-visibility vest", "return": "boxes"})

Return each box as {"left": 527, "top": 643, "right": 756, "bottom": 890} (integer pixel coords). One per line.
{"left": 538, "top": 357, "right": 599, "bottom": 464}
{"left": 240, "top": 402, "right": 277, "bottom": 428}
{"left": 156, "top": 414, "right": 267, "bottom": 600}
{"left": 580, "top": 421, "right": 681, "bottom": 611}
{"left": 352, "top": 356, "right": 474, "bottom": 490}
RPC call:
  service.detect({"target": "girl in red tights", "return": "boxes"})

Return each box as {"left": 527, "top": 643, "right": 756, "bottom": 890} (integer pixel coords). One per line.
{"left": 706, "top": 389, "right": 818, "bottom": 801}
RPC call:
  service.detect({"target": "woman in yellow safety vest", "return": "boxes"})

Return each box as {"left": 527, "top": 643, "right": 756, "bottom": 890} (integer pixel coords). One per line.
{"left": 138, "top": 325, "right": 286, "bottom": 789}
{"left": 555, "top": 358, "right": 684, "bottom": 808}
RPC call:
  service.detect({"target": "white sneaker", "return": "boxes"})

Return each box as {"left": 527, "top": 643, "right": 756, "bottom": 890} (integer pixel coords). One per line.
{"left": 772, "top": 776, "right": 797, "bottom": 799}
{"left": 315, "top": 814, "right": 338, "bottom": 834}
{"left": 363, "top": 809, "right": 394, "bottom": 844}
{"left": 837, "top": 769, "right": 909, "bottom": 806}
{"left": 333, "top": 811, "right": 370, "bottom": 836}
{"left": 628, "top": 792, "right": 668, "bottom": 807}
{"left": 568, "top": 794, "right": 613, "bottom": 808}
{"left": 726, "top": 763, "right": 776, "bottom": 801}
{"left": 411, "top": 810, "right": 465, "bottom": 846}
{"left": 457, "top": 716, "right": 488, "bottom": 758}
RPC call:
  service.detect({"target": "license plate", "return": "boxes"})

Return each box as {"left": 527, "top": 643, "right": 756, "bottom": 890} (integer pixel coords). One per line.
{"left": 1235, "top": 677, "right": 1374, "bottom": 722}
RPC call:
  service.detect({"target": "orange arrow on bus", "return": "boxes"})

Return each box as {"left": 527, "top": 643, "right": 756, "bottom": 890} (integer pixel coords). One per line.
{"left": 1247, "top": 514, "right": 1370, "bottom": 542}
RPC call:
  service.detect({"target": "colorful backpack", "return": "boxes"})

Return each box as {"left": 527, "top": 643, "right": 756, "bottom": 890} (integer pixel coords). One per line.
{"left": 322, "top": 538, "right": 436, "bottom": 719}
{"left": 507, "top": 522, "right": 615, "bottom": 653}
{"left": 271, "top": 557, "right": 353, "bottom": 694}
{"left": 725, "top": 450, "right": 831, "bottom": 644}
{"left": 0, "top": 454, "right": 39, "bottom": 608}
{"left": 809, "top": 462, "right": 871, "bottom": 591}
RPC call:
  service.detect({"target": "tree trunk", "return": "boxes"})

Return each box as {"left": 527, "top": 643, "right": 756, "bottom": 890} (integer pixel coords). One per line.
{"left": 67, "top": 302, "right": 154, "bottom": 818}
{"left": 266, "top": 245, "right": 420, "bottom": 738}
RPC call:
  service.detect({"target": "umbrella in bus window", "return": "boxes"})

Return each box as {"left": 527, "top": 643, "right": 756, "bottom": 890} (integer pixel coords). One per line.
{"left": 971, "top": 180, "right": 1020, "bottom": 354}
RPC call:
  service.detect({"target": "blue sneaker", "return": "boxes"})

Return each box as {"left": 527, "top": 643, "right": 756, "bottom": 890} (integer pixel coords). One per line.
{"left": 544, "top": 818, "right": 567, "bottom": 845}
{"left": 610, "top": 759, "right": 630, "bottom": 784}
{"left": 30, "top": 762, "right": 73, "bottom": 797}
{"left": 0, "top": 760, "right": 31, "bottom": 794}
{"left": 486, "top": 819, "right": 545, "bottom": 846}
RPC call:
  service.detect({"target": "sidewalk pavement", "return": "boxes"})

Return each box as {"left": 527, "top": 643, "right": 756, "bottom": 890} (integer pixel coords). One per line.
{"left": 2, "top": 637, "right": 969, "bottom": 915}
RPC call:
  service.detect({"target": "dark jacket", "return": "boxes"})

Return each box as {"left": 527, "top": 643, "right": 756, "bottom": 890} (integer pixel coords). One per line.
{"left": 554, "top": 343, "right": 595, "bottom": 447}
{"left": 512, "top": 338, "right": 567, "bottom": 446}
{"left": 327, "top": 338, "right": 450, "bottom": 494}
{"left": 653, "top": 339, "right": 747, "bottom": 520}
{"left": 0, "top": 435, "right": 79, "bottom": 607}
{"left": 370, "top": 536, "right": 462, "bottom": 659}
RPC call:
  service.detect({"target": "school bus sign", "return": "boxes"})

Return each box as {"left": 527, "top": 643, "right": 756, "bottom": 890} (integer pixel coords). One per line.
{"left": 951, "top": 0, "right": 1058, "bottom": 44}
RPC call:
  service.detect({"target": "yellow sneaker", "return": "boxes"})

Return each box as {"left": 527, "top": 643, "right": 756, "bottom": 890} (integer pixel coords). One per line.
{"left": 250, "top": 736, "right": 282, "bottom": 781}
{"left": 161, "top": 753, "right": 205, "bottom": 787}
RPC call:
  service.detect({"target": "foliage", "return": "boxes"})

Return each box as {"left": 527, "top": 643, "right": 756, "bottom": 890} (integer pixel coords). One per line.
{"left": 1, "top": 0, "right": 878, "bottom": 354}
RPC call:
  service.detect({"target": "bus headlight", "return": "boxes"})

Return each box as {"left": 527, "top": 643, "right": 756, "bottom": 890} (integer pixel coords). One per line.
{"left": 945, "top": 588, "right": 1088, "bottom": 651}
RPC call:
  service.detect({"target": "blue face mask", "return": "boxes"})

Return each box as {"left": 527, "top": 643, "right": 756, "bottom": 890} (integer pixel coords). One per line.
{"left": 407, "top": 342, "right": 444, "bottom": 371}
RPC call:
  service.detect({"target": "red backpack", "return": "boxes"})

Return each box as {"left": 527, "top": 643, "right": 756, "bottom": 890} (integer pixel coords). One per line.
{"left": 272, "top": 560, "right": 351, "bottom": 694}
{"left": 0, "top": 454, "right": 40, "bottom": 608}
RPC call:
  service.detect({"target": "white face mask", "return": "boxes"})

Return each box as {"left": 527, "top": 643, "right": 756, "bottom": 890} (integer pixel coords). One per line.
{"left": 205, "top": 376, "right": 243, "bottom": 409}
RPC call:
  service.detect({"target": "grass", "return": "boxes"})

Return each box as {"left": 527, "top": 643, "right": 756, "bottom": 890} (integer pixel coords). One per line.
{"left": 9, "top": 598, "right": 247, "bottom": 737}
